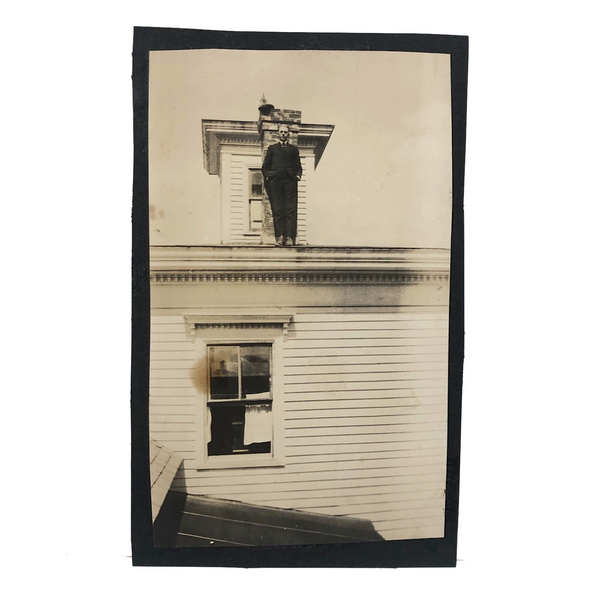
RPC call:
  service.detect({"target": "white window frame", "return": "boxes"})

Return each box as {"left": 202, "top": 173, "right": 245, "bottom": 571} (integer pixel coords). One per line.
{"left": 247, "top": 167, "right": 264, "bottom": 234}
{"left": 184, "top": 313, "right": 292, "bottom": 470}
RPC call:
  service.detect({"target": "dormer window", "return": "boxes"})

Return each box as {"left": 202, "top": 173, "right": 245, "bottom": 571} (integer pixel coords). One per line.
{"left": 202, "top": 114, "right": 333, "bottom": 245}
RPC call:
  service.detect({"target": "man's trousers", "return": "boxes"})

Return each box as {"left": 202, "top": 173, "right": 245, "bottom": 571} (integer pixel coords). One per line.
{"left": 266, "top": 175, "right": 298, "bottom": 240}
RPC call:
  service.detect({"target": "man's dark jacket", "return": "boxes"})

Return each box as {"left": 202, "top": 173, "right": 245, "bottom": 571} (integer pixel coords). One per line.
{"left": 261, "top": 142, "right": 302, "bottom": 182}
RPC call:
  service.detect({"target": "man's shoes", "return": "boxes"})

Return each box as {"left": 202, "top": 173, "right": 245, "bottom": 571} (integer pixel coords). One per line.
{"left": 275, "top": 236, "right": 294, "bottom": 247}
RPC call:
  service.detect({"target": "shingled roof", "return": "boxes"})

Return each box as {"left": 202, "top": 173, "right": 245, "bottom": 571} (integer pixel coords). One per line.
{"left": 149, "top": 439, "right": 182, "bottom": 522}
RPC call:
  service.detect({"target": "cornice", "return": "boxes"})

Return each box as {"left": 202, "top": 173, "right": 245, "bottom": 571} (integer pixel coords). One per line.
{"left": 202, "top": 121, "right": 260, "bottom": 174}
{"left": 183, "top": 311, "right": 294, "bottom": 339}
{"left": 150, "top": 246, "right": 450, "bottom": 286}
{"left": 202, "top": 119, "right": 334, "bottom": 175}
{"left": 153, "top": 271, "right": 448, "bottom": 285}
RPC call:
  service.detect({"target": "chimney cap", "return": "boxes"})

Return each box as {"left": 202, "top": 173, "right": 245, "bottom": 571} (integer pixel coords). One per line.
{"left": 259, "top": 94, "right": 274, "bottom": 116}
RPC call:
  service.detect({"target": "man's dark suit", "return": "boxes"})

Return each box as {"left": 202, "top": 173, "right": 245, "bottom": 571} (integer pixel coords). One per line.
{"left": 261, "top": 142, "right": 302, "bottom": 242}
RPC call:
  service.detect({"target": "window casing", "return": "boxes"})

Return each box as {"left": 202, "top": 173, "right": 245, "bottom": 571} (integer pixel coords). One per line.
{"left": 186, "top": 316, "right": 290, "bottom": 470}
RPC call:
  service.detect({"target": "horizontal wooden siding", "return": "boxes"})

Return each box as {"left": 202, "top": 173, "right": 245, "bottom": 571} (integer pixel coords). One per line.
{"left": 149, "top": 311, "right": 448, "bottom": 541}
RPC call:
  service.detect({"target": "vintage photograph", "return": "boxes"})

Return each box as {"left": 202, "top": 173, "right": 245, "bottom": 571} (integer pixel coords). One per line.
{"left": 146, "top": 45, "right": 458, "bottom": 549}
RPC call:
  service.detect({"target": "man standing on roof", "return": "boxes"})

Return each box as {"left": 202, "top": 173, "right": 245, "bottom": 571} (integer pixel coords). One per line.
{"left": 261, "top": 124, "right": 302, "bottom": 247}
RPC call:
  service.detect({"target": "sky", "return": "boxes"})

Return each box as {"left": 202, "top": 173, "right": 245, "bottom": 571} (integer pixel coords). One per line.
{"left": 149, "top": 49, "right": 452, "bottom": 248}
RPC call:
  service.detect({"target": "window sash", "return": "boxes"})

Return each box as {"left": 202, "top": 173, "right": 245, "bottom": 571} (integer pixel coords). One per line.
{"left": 194, "top": 332, "right": 286, "bottom": 470}
{"left": 248, "top": 169, "right": 264, "bottom": 233}
{"left": 208, "top": 344, "right": 273, "bottom": 402}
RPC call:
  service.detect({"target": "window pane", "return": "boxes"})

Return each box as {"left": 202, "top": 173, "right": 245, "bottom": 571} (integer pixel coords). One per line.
{"left": 249, "top": 199, "right": 262, "bottom": 231}
{"left": 209, "top": 346, "right": 239, "bottom": 399}
{"left": 208, "top": 404, "right": 272, "bottom": 456}
{"left": 250, "top": 170, "right": 263, "bottom": 197}
{"left": 208, "top": 404, "right": 245, "bottom": 455}
{"left": 241, "top": 345, "right": 271, "bottom": 398}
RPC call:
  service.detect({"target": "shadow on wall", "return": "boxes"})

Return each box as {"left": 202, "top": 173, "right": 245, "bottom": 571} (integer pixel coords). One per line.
{"left": 191, "top": 358, "right": 207, "bottom": 393}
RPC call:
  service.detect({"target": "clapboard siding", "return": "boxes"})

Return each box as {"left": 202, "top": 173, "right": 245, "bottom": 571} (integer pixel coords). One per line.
{"left": 285, "top": 447, "right": 446, "bottom": 464}
{"left": 151, "top": 352, "right": 197, "bottom": 361}
{"left": 210, "top": 479, "right": 443, "bottom": 503}
{"left": 283, "top": 383, "right": 446, "bottom": 395}
{"left": 284, "top": 346, "right": 449, "bottom": 358}
{"left": 284, "top": 369, "right": 446, "bottom": 384}
{"left": 286, "top": 423, "right": 447, "bottom": 438}
{"left": 286, "top": 431, "right": 446, "bottom": 446}
{"left": 253, "top": 489, "right": 444, "bottom": 511}
{"left": 178, "top": 463, "right": 446, "bottom": 487}
{"left": 283, "top": 413, "right": 446, "bottom": 428}
{"left": 149, "top": 412, "right": 196, "bottom": 421}
{"left": 149, "top": 311, "right": 448, "bottom": 541}
{"left": 154, "top": 428, "right": 445, "bottom": 444}
{"left": 292, "top": 312, "right": 447, "bottom": 321}
{"left": 179, "top": 460, "right": 446, "bottom": 487}
{"left": 283, "top": 339, "right": 447, "bottom": 350}
{"left": 171, "top": 467, "right": 444, "bottom": 496}
{"left": 307, "top": 495, "right": 445, "bottom": 513}
{"left": 286, "top": 331, "right": 446, "bottom": 341}
{"left": 173, "top": 472, "right": 444, "bottom": 497}
{"left": 292, "top": 320, "right": 447, "bottom": 330}
{"left": 284, "top": 386, "right": 447, "bottom": 400}
{"left": 284, "top": 361, "right": 447, "bottom": 374}
{"left": 153, "top": 419, "right": 446, "bottom": 432}
{"left": 284, "top": 437, "right": 447, "bottom": 456}
{"left": 157, "top": 438, "right": 446, "bottom": 458}
{"left": 151, "top": 361, "right": 196, "bottom": 370}
{"left": 256, "top": 488, "right": 444, "bottom": 510}
{"left": 284, "top": 403, "right": 446, "bottom": 417}
{"left": 285, "top": 354, "right": 448, "bottom": 366}
{"left": 150, "top": 389, "right": 196, "bottom": 398}
{"left": 149, "top": 314, "right": 196, "bottom": 478}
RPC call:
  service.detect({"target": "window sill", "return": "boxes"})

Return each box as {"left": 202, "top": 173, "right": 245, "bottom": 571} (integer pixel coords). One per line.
{"left": 196, "top": 456, "right": 285, "bottom": 470}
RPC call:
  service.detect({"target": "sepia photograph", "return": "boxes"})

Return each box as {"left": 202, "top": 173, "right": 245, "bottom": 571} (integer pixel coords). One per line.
{"left": 134, "top": 28, "right": 466, "bottom": 564}
{"left": 5, "top": 0, "right": 600, "bottom": 593}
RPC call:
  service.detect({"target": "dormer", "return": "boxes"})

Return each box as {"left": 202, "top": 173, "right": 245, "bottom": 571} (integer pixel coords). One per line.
{"left": 202, "top": 100, "right": 334, "bottom": 245}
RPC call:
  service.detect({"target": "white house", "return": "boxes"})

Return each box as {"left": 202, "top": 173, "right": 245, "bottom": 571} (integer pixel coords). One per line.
{"left": 149, "top": 101, "right": 450, "bottom": 547}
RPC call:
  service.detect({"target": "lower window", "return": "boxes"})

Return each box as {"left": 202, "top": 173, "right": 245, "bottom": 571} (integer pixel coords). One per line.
{"left": 207, "top": 344, "right": 273, "bottom": 457}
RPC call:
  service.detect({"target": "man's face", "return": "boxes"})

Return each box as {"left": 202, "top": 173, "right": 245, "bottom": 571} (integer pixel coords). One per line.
{"left": 278, "top": 126, "right": 290, "bottom": 143}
